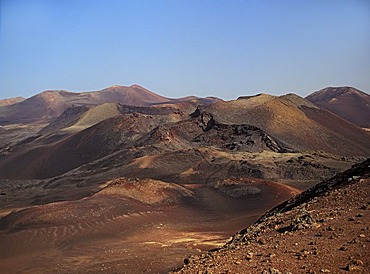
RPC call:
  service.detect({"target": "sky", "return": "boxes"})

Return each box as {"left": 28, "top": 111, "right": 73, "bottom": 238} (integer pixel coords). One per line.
{"left": 0, "top": 0, "right": 369, "bottom": 100}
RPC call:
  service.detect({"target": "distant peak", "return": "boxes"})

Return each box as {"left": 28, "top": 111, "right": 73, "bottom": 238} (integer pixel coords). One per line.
{"left": 306, "top": 86, "right": 368, "bottom": 103}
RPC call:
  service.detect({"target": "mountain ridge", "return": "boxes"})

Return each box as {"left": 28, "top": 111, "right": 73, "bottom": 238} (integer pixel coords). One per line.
{"left": 0, "top": 85, "right": 176, "bottom": 124}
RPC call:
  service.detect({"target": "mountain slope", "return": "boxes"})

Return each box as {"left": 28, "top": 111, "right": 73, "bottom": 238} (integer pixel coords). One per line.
{"left": 0, "top": 111, "right": 184, "bottom": 179}
{"left": 306, "top": 86, "right": 370, "bottom": 128}
{"left": 39, "top": 103, "right": 123, "bottom": 134}
{"left": 174, "top": 158, "right": 370, "bottom": 273}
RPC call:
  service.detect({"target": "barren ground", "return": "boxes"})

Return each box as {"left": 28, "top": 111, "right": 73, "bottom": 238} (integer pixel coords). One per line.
{"left": 174, "top": 161, "right": 370, "bottom": 274}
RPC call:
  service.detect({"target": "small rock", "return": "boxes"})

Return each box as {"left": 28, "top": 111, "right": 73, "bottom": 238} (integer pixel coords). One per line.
{"left": 343, "top": 259, "right": 364, "bottom": 271}
{"left": 245, "top": 252, "right": 253, "bottom": 261}
{"left": 321, "top": 269, "right": 330, "bottom": 273}
{"left": 339, "top": 246, "right": 348, "bottom": 251}
{"left": 348, "top": 238, "right": 360, "bottom": 244}
{"left": 301, "top": 249, "right": 310, "bottom": 256}
{"left": 262, "top": 268, "right": 282, "bottom": 274}
{"left": 353, "top": 259, "right": 364, "bottom": 265}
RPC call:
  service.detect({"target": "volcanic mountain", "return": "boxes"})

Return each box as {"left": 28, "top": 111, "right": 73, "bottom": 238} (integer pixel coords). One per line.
{"left": 0, "top": 85, "right": 172, "bottom": 124}
{"left": 197, "top": 93, "right": 370, "bottom": 156}
{"left": 306, "top": 86, "right": 370, "bottom": 128}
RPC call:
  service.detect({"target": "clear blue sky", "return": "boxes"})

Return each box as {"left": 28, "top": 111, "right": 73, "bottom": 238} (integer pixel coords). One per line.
{"left": 1, "top": 0, "right": 369, "bottom": 100}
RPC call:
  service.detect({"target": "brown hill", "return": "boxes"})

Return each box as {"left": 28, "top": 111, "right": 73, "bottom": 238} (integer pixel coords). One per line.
{"left": 0, "top": 111, "right": 184, "bottom": 179}
{"left": 174, "top": 158, "right": 370, "bottom": 273}
{"left": 306, "top": 86, "right": 370, "bottom": 128}
{"left": 198, "top": 93, "right": 370, "bottom": 156}
{"left": 0, "top": 85, "right": 172, "bottom": 124}
{"left": 38, "top": 100, "right": 193, "bottom": 137}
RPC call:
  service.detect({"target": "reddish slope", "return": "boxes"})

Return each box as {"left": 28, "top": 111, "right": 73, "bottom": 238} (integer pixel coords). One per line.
{"left": 174, "top": 159, "right": 370, "bottom": 274}
{"left": 0, "top": 177, "right": 300, "bottom": 273}
{"left": 306, "top": 86, "right": 370, "bottom": 128}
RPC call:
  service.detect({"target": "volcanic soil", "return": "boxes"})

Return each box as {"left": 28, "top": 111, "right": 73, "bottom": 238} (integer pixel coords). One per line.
{"left": 173, "top": 159, "right": 370, "bottom": 274}
{"left": 0, "top": 178, "right": 299, "bottom": 273}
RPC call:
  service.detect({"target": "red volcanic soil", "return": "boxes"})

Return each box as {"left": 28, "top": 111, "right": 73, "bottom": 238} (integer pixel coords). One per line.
{"left": 301, "top": 106, "right": 370, "bottom": 156}
{"left": 0, "top": 177, "right": 300, "bottom": 274}
{"left": 174, "top": 159, "right": 370, "bottom": 274}
{"left": 306, "top": 86, "right": 370, "bottom": 128}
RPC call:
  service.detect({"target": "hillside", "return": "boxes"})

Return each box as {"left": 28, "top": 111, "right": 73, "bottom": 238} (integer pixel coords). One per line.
{"left": 0, "top": 111, "right": 184, "bottom": 179}
{"left": 39, "top": 103, "right": 122, "bottom": 134}
{"left": 306, "top": 86, "right": 370, "bottom": 128}
{"left": 174, "top": 158, "right": 370, "bottom": 273}
{"left": 198, "top": 93, "right": 370, "bottom": 156}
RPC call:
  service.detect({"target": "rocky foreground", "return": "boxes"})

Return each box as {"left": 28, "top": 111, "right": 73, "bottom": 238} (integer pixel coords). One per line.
{"left": 173, "top": 159, "right": 370, "bottom": 273}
